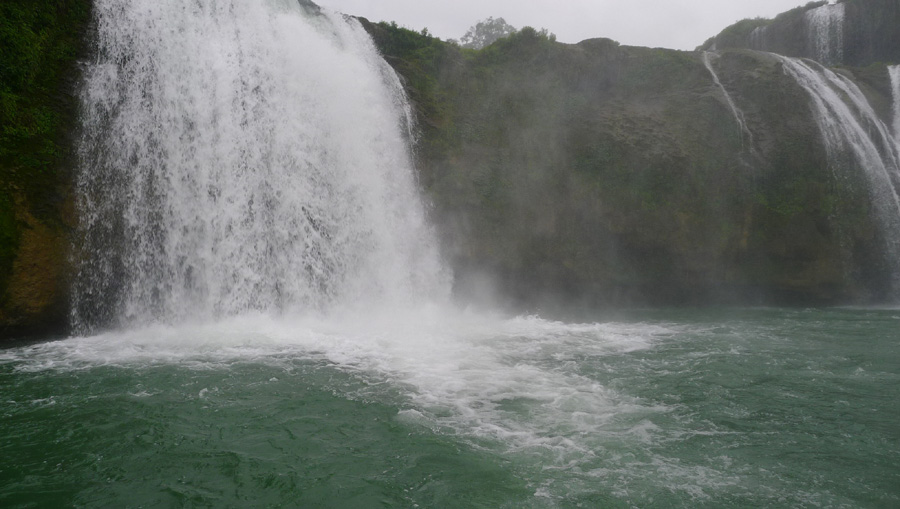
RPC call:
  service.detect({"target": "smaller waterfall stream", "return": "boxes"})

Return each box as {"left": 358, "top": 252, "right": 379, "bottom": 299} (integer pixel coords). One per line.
{"left": 749, "top": 26, "right": 769, "bottom": 53}
{"left": 702, "top": 52, "right": 753, "bottom": 148}
{"left": 804, "top": 2, "right": 845, "bottom": 65}
{"left": 778, "top": 56, "right": 900, "bottom": 292}
{"left": 890, "top": 65, "right": 900, "bottom": 143}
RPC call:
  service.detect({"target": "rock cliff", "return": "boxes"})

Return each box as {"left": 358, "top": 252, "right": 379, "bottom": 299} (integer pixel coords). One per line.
{"left": 699, "top": 0, "right": 900, "bottom": 67}
{"left": 363, "top": 20, "right": 900, "bottom": 310}
{"left": 0, "top": 0, "right": 91, "bottom": 338}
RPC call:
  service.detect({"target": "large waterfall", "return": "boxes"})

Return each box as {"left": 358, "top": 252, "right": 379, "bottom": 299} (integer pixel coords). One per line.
{"left": 778, "top": 56, "right": 900, "bottom": 291}
{"left": 72, "top": 0, "right": 449, "bottom": 331}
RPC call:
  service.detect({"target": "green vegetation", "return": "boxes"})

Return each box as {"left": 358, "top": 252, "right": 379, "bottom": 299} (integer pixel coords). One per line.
{"left": 455, "top": 16, "right": 517, "bottom": 50}
{"left": 0, "top": 0, "right": 91, "bottom": 208}
{"left": 365, "top": 18, "right": 894, "bottom": 307}
{"left": 0, "top": 0, "right": 92, "bottom": 334}
{"left": 0, "top": 193, "right": 17, "bottom": 292}
{"left": 360, "top": 20, "right": 461, "bottom": 161}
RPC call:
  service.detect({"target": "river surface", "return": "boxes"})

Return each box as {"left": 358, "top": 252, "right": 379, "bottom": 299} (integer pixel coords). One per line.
{"left": 2, "top": 306, "right": 897, "bottom": 507}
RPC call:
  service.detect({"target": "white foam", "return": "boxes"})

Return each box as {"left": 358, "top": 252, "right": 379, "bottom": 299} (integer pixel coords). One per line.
{"left": 1, "top": 306, "right": 674, "bottom": 470}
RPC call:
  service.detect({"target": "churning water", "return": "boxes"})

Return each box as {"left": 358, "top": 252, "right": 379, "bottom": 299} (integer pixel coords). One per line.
{"left": 2, "top": 308, "right": 899, "bottom": 507}
{"left": 2, "top": 1, "right": 899, "bottom": 507}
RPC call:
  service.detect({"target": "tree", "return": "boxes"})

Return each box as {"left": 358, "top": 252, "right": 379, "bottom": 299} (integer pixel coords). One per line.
{"left": 457, "top": 17, "right": 517, "bottom": 49}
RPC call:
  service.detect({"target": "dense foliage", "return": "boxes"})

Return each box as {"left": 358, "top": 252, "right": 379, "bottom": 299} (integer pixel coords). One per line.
{"left": 0, "top": 0, "right": 92, "bottom": 336}
{"left": 456, "top": 16, "right": 517, "bottom": 50}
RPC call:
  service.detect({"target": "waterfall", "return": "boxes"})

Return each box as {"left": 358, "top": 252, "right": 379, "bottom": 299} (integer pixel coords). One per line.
{"left": 72, "top": 0, "right": 449, "bottom": 331}
{"left": 778, "top": 56, "right": 900, "bottom": 291}
{"left": 701, "top": 52, "right": 753, "bottom": 148}
{"left": 749, "top": 26, "right": 769, "bottom": 53}
{"left": 890, "top": 65, "right": 900, "bottom": 143}
{"left": 804, "top": 2, "right": 845, "bottom": 65}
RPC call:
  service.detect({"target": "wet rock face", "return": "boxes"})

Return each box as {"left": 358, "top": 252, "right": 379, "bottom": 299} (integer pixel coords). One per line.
{"left": 703, "top": 0, "right": 900, "bottom": 68}
{"left": 843, "top": 0, "right": 900, "bottom": 67}
{"left": 0, "top": 0, "right": 92, "bottom": 339}
{"left": 0, "top": 200, "right": 69, "bottom": 338}
{"left": 365, "top": 22, "right": 897, "bottom": 308}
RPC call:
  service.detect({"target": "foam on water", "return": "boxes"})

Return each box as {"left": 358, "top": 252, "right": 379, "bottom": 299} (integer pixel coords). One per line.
{"left": 6, "top": 309, "right": 898, "bottom": 505}
{"left": 7, "top": 306, "right": 778, "bottom": 501}
{"left": 2, "top": 307, "right": 671, "bottom": 468}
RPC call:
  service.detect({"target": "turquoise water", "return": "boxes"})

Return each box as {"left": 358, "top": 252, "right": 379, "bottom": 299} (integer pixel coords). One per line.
{"left": 2, "top": 307, "right": 898, "bottom": 507}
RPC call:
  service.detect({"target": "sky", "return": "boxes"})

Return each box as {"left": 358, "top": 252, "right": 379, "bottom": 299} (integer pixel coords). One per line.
{"left": 315, "top": 0, "right": 812, "bottom": 50}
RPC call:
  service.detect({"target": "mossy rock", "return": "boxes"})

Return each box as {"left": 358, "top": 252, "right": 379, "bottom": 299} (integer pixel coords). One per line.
{"left": 367, "top": 23, "right": 896, "bottom": 308}
{"left": 0, "top": 0, "right": 92, "bottom": 339}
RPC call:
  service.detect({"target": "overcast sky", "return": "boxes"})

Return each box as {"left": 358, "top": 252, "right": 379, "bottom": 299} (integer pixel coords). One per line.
{"left": 316, "top": 0, "right": 810, "bottom": 50}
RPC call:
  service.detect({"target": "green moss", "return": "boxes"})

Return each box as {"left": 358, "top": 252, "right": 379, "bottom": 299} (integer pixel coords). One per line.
{"left": 0, "top": 0, "right": 92, "bottom": 211}
{"left": 473, "top": 26, "right": 557, "bottom": 66}
{"left": 0, "top": 193, "right": 18, "bottom": 292}
{"left": 0, "top": 0, "right": 92, "bottom": 332}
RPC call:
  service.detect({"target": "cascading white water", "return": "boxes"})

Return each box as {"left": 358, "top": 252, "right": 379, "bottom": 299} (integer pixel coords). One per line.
{"left": 701, "top": 52, "right": 753, "bottom": 149}
{"left": 804, "top": 2, "right": 845, "bottom": 65}
{"left": 749, "top": 26, "right": 769, "bottom": 53}
{"left": 890, "top": 65, "right": 900, "bottom": 144}
{"left": 777, "top": 56, "right": 900, "bottom": 291}
{"left": 73, "top": 0, "right": 449, "bottom": 331}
